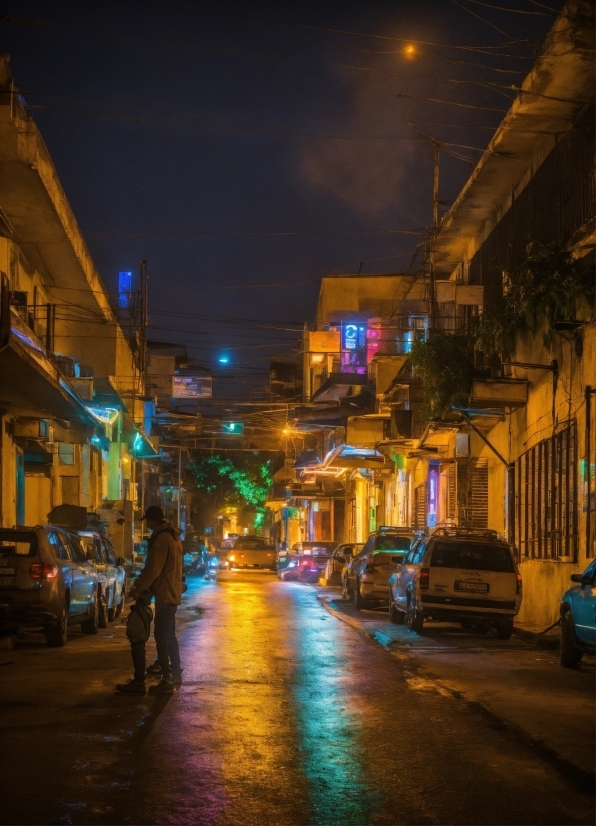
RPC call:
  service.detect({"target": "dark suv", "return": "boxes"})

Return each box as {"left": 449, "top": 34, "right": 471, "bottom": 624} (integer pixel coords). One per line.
{"left": 0, "top": 526, "right": 100, "bottom": 646}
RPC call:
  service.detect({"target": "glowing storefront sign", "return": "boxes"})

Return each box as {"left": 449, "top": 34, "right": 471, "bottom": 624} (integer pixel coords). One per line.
{"left": 172, "top": 376, "right": 212, "bottom": 398}
{"left": 342, "top": 322, "right": 366, "bottom": 352}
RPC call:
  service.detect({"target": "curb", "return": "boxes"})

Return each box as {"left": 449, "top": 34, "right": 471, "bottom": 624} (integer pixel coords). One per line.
{"left": 512, "top": 625, "right": 560, "bottom": 649}
{"left": 317, "top": 592, "right": 594, "bottom": 794}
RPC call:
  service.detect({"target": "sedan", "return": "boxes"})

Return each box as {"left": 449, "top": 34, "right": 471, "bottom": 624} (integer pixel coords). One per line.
{"left": 323, "top": 543, "right": 364, "bottom": 586}
{"left": 560, "top": 559, "right": 596, "bottom": 667}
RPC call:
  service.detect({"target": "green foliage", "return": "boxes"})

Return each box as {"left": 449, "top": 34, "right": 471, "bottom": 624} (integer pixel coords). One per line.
{"left": 476, "top": 244, "right": 594, "bottom": 358}
{"left": 186, "top": 453, "right": 273, "bottom": 528}
{"left": 411, "top": 331, "right": 475, "bottom": 422}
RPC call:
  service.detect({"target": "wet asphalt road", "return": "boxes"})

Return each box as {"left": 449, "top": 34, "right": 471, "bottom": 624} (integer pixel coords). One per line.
{"left": 1, "top": 571, "right": 594, "bottom": 826}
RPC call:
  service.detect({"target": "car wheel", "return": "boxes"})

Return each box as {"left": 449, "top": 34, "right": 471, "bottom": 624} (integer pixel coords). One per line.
{"left": 560, "top": 611, "right": 583, "bottom": 668}
{"left": 389, "top": 596, "right": 404, "bottom": 625}
{"left": 496, "top": 619, "right": 514, "bottom": 640}
{"left": 45, "top": 597, "right": 68, "bottom": 647}
{"left": 341, "top": 577, "right": 349, "bottom": 600}
{"left": 406, "top": 594, "right": 424, "bottom": 633}
{"left": 97, "top": 590, "right": 109, "bottom": 628}
{"left": 81, "top": 590, "right": 99, "bottom": 635}
{"left": 354, "top": 581, "right": 367, "bottom": 610}
{"left": 114, "top": 583, "right": 125, "bottom": 619}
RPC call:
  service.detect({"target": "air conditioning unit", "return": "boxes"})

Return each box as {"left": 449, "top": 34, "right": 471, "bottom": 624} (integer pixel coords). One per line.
{"left": 70, "top": 378, "right": 94, "bottom": 400}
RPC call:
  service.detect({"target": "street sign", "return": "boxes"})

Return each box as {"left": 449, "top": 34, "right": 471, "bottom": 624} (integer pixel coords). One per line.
{"left": 221, "top": 421, "right": 244, "bottom": 435}
{"left": 172, "top": 375, "right": 212, "bottom": 398}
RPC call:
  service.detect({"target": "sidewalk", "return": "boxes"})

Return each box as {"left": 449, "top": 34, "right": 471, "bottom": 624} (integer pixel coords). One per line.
{"left": 317, "top": 590, "right": 595, "bottom": 791}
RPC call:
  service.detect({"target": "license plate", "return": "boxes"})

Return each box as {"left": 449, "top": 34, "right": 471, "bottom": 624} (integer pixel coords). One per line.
{"left": 455, "top": 580, "right": 489, "bottom": 593}
{"left": 0, "top": 576, "right": 15, "bottom": 587}
{"left": 0, "top": 568, "right": 15, "bottom": 575}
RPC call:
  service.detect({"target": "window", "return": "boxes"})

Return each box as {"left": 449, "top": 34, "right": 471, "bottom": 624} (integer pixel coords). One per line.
{"left": 413, "top": 543, "right": 427, "bottom": 565}
{"left": 58, "top": 444, "right": 75, "bottom": 465}
{"left": 515, "top": 423, "right": 577, "bottom": 560}
{"left": 0, "top": 532, "right": 37, "bottom": 556}
{"left": 48, "top": 531, "right": 70, "bottom": 561}
{"left": 102, "top": 538, "right": 117, "bottom": 565}
{"left": 63, "top": 533, "right": 86, "bottom": 564}
{"left": 430, "top": 542, "right": 515, "bottom": 573}
{"left": 375, "top": 535, "right": 412, "bottom": 551}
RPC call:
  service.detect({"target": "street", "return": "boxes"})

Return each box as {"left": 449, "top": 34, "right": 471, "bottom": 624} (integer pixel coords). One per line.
{"left": 1, "top": 572, "right": 593, "bottom": 826}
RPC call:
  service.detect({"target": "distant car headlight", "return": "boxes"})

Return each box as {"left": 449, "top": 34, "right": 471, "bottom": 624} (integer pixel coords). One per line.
{"left": 288, "top": 561, "right": 296, "bottom": 567}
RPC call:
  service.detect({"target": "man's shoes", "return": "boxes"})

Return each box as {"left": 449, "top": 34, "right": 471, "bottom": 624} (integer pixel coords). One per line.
{"left": 116, "top": 678, "right": 146, "bottom": 695}
{"left": 172, "top": 673, "right": 183, "bottom": 688}
{"left": 146, "top": 662, "right": 162, "bottom": 675}
{"left": 148, "top": 679, "right": 175, "bottom": 694}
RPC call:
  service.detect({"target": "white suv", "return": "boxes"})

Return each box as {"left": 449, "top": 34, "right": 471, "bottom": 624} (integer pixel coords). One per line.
{"left": 388, "top": 527, "right": 522, "bottom": 639}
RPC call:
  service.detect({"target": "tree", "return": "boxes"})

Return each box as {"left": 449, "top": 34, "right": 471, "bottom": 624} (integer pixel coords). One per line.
{"left": 186, "top": 453, "right": 273, "bottom": 531}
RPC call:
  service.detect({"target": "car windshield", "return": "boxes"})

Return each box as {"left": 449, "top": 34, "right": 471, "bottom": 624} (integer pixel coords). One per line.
{"left": 301, "top": 542, "right": 336, "bottom": 553}
{"left": 376, "top": 535, "right": 412, "bottom": 551}
{"left": 372, "top": 552, "right": 405, "bottom": 564}
{"left": 430, "top": 542, "right": 515, "bottom": 573}
{"left": 0, "top": 531, "right": 37, "bottom": 556}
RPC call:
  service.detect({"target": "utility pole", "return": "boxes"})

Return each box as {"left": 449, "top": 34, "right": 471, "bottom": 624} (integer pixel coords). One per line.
{"left": 139, "top": 260, "right": 148, "bottom": 383}
{"left": 177, "top": 447, "right": 182, "bottom": 532}
{"left": 429, "top": 140, "right": 440, "bottom": 327}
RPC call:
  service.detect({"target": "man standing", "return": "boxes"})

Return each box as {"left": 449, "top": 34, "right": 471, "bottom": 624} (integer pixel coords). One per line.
{"left": 118, "top": 505, "right": 183, "bottom": 695}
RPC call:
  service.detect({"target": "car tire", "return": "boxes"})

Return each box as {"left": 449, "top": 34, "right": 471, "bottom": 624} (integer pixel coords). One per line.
{"left": 560, "top": 611, "right": 583, "bottom": 668}
{"left": 81, "top": 591, "right": 99, "bottom": 635}
{"left": 354, "top": 581, "right": 367, "bottom": 610}
{"left": 495, "top": 619, "right": 514, "bottom": 640}
{"left": 113, "top": 584, "right": 125, "bottom": 619}
{"left": 97, "top": 590, "right": 109, "bottom": 628}
{"left": 406, "top": 594, "right": 424, "bottom": 633}
{"left": 45, "top": 598, "right": 68, "bottom": 647}
{"left": 389, "top": 597, "right": 404, "bottom": 625}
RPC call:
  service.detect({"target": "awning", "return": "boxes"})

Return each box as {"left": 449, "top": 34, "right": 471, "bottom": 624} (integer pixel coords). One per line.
{"left": 293, "top": 450, "right": 321, "bottom": 470}
{"left": 312, "top": 372, "right": 368, "bottom": 403}
{"left": 323, "top": 443, "right": 387, "bottom": 470}
{"left": 0, "top": 310, "right": 99, "bottom": 428}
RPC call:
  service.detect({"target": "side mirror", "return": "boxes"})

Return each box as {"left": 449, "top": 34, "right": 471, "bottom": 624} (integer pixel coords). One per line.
{"left": 571, "top": 573, "right": 594, "bottom": 584}
{"left": 117, "top": 556, "right": 126, "bottom": 567}
{"left": 336, "top": 556, "right": 346, "bottom": 564}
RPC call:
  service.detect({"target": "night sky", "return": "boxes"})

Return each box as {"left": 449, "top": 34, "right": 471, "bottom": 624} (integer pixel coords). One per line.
{"left": 1, "top": 1, "right": 556, "bottom": 399}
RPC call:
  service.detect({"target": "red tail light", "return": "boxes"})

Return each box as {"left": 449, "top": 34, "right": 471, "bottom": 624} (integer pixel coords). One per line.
{"left": 419, "top": 568, "right": 430, "bottom": 590}
{"left": 29, "top": 563, "right": 59, "bottom": 581}
{"left": 516, "top": 573, "right": 522, "bottom": 594}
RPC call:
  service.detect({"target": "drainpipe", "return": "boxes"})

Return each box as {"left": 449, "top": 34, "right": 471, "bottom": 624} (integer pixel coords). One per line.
{"left": 585, "top": 386, "right": 596, "bottom": 560}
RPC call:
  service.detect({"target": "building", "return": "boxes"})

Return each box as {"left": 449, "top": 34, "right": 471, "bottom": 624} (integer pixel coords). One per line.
{"left": 0, "top": 55, "right": 157, "bottom": 554}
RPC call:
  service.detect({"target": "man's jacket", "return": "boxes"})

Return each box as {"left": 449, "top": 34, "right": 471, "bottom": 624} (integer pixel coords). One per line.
{"left": 135, "top": 522, "right": 183, "bottom": 605}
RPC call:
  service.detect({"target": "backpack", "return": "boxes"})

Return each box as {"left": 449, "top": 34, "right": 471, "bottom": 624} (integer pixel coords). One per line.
{"left": 126, "top": 598, "right": 154, "bottom": 643}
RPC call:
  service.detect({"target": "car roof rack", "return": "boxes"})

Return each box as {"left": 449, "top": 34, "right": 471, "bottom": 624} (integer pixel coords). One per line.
{"left": 425, "top": 525, "right": 504, "bottom": 541}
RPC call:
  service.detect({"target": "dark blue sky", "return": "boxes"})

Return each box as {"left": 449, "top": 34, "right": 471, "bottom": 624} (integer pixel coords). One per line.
{"left": 1, "top": 0, "right": 556, "bottom": 397}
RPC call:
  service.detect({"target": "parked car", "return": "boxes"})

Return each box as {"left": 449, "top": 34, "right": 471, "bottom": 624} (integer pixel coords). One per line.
{"left": 75, "top": 530, "right": 126, "bottom": 626}
{"left": 323, "top": 543, "right": 364, "bottom": 586}
{"left": 349, "top": 528, "right": 416, "bottom": 609}
{"left": 182, "top": 535, "right": 207, "bottom": 575}
{"left": 0, "top": 526, "right": 100, "bottom": 646}
{"left": 389, "top": 527, "right": 522, "bottom": 638}
{"left": 228, "top": 537, "right": 277, "bottom": 570}
{"left": 559, "top": 559, "right": 596, "bottom": 667}
{"left": 291, "top": 541, "right": 337, "bottom": 583}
